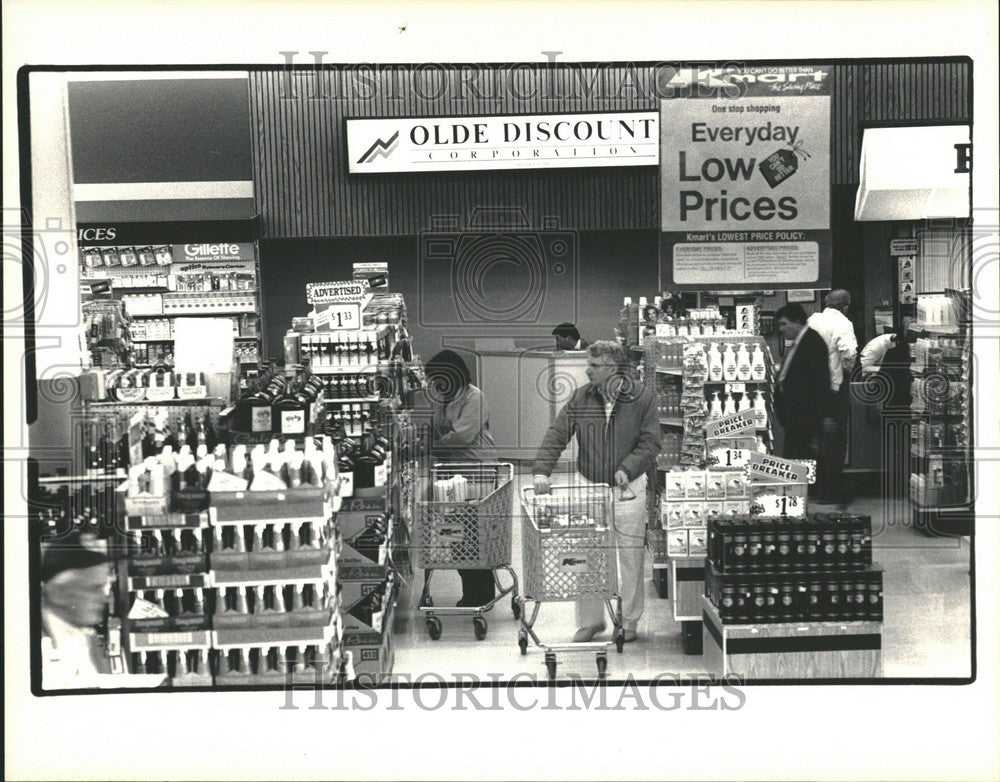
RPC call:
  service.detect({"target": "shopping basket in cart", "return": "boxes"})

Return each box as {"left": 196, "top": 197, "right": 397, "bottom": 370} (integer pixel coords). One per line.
{"left": 413, "top": 462, "right": 519, "bottom": 640}
{"left": 518, "top": 484, "right": 624, "bottom": 680}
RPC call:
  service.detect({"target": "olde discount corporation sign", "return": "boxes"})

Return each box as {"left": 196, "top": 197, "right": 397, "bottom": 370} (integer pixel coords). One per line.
{"left": 347, "top": 112, "right": 659, "bottom": 173}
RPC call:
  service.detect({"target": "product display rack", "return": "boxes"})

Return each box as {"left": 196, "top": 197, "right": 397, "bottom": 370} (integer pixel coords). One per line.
{"left": 640, "top": 329, "right": 778, "bottom": 654}
{"left": 906, "top": 290, "right": 972, "bottom": 536}
{"left": 701, "top": 512, "right": 884, "bottom": 679}
{"left": 81, "top": 240, "right": 265, "bottom": 386}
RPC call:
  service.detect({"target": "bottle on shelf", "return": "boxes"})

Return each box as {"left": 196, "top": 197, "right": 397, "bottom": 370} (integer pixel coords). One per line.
{"left": 736, "top": 343, "right": 752, "bottom": 382}
{"left": 737, "top": 392, "right": 751, "bottom": 414}
{"left": 723, "top": 393, "right": 736, "bottom": 417}
{"left": 753, "top": 391, "right": 768, "bottom": 428}
{"left": 722, "top": 344, "right": 738, "bottom": 382}
{"left": 709, "top": 391, "right": 723, "bottom": 419}
{"left": 708, "top": 342, "right": 724, "bottom": 382}
{"left": 750, "top": 343, "right": 767, "bottom": 381}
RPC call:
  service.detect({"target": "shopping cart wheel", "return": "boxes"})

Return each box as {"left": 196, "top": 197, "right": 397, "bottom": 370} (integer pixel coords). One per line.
{"left": 545, "top": 652, "right": 557, "bottom": 680}
{"left": 426, "top": 617, "right": 442, "bottom": 640}
{"left": 473, "top": 617, "right": 488, "bottom": 641}
{"left": 511, "top": 596, "right": 521, "bottom": 620}
{"left": 596, "top": 653, "right": 608, "bottom": 679}
{"left": 518, "top": 630, "right": 529, "bottom": 656}
{"left": 614, "top": 629, "right": 625, "bottom": 653}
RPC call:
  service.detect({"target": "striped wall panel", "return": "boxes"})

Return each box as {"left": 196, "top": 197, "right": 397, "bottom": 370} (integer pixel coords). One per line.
{"left": 249, "top": 61, "right": 970, "bottom": 238}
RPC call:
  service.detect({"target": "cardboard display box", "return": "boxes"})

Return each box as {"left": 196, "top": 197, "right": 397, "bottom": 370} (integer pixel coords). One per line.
{"left": 701, "top": 596, "right": 883, "bottom": 679}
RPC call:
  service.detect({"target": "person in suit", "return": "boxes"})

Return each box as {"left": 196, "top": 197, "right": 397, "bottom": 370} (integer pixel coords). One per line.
{"left": 773, "top": 304, "right": 836, "bottom": 460}
{"left": 551, "top": 323, "right": 590, "bottom": 351}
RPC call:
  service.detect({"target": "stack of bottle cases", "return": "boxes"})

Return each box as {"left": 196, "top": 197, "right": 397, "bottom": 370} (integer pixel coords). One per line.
{"left": 120, "top": 429, "right": 349, "bottom": 687}
{"left": 704, "top": 513, "right": 883, "bottom": 624}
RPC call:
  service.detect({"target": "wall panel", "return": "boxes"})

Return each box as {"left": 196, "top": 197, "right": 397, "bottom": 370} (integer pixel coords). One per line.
{"left": 249, "top": 61, "right": 970, "bottom": 238}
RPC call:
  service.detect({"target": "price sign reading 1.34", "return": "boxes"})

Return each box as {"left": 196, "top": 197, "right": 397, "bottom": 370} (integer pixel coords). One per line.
{"left": 314, "top": 302, "right": 362, "bottom": 331}
{"left": 708, "top": 447, "right": 751, "bottom": 469}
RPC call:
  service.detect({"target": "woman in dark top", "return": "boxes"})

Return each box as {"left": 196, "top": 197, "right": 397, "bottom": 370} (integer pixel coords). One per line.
{"left": 424, "top": 350, "right": 498, "bottom": 607}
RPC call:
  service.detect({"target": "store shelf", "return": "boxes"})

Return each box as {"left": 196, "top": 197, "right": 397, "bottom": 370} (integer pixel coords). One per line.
{"left": 659, "top": 418, "right": 684, "bottom": 427}
{"left": 130, "top": 311, "right": 257, "bottom": 318}
{"left": 36, "top": 471, "right": 127, "bottom": 485}
{"left": 132, "top": 336, "right": 259, "bottom": 342}
{"left": 907, "top": 324, "right": 967, "bottom": 338}
{"left": 323, "top": 397, "right": 381, "bottom": 404}
{"left": 85, "top": 398, "right": 227, "bottom": 407}
{"left": 654, "top": 367, "right": 684, "bottom": 376}
{"left": 309, "top": 365, "right": 382, "bottom": 374}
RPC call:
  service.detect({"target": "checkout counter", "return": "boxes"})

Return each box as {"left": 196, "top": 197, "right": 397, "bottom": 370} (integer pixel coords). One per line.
{"left": 477, "top": 347, "right": 590, "bottom": 464}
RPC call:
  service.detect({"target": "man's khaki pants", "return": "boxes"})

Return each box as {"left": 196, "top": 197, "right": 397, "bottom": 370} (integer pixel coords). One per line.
{"left": 574, "top": 473, "right": 647, "bottom": 628}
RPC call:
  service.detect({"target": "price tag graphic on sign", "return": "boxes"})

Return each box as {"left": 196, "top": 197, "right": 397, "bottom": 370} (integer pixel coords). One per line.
{"left": 709, "top": 447, "right": 751, "bottom": 469}
{"left": 313, "top": 302, "right": 362, "bottom": 331}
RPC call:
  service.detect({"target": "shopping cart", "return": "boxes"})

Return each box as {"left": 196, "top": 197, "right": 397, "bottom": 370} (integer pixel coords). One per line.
{"left": 518, "top": 484, "right": 624, "bottom": 680}
{"left": 413, "top": 462, "right": 519, "bottom": 640}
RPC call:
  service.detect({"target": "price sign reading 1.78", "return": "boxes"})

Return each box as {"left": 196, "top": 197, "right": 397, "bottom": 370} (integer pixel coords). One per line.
{"left": 752, "top": 492, "right": 806, "bottom": 518}
{"left": 314, "top": 302, "right": 362, "bottom": 331}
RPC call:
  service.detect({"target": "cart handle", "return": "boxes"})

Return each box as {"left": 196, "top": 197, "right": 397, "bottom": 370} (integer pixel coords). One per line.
{"left": 521, "top": 485, "right": 613, "bottom": 503}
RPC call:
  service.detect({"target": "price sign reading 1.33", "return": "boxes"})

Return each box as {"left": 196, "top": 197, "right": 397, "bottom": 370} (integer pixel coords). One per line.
{"left": 314, "top": 302, "right": 362, "bottom": 331}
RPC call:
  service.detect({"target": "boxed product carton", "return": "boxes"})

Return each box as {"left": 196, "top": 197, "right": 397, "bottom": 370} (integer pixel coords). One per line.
{"left": 668, "top": 529, "right": 689, "bottom": 556}
{"left": 684, "top": 501, "right": 706, "bottom": 528}
{"left": 662, "top": 501, "right": 685, "bottom": 529}
{"left": 688, "top": 528, "right": 708, "bottom": 556}
{"left": 337, "top": 490, "right": 392, "bottom": 569}
{"left": 706, "top": 472, "right": 727, "bottom": 499}
{"left": 725, "top": 472, "right": 747, "bottom": 499}
{"left": 665, "top": 470, "right": 687, "bottom": 500}
{"left": 684, "top": 470, "right": 707, "bottom": 499}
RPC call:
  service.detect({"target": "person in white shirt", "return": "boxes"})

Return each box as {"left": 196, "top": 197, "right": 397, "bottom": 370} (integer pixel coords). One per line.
{"left": 860, "top": 332, "right": 897, "bottom": 374}
{"left": 808, "top": 290, "right": 859, "bottom": 391}
{"left": 807, "top": 290, "right": 859, "bottom": 505}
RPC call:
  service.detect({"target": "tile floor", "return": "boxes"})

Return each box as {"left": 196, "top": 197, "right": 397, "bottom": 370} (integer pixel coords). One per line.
{"left": 391, "top": 477, "right": 972, "bottom": 681}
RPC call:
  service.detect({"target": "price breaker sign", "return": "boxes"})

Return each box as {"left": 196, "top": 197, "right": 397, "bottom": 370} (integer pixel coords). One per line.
{"left": 745, "top": 453, "right": 816, "bottom": 518}
{"left": 705, "top": 410, "right": 758, "bottom": 439}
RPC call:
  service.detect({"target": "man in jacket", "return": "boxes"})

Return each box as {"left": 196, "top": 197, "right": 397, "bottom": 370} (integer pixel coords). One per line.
{"left": 532, "top": 340, "right": 660, "bottom": 643}
{"left": 808, "top": 290, "right": 859, "bottom": 504}
{"left": 774, "top": 303, "right": 836, "bottom": 460}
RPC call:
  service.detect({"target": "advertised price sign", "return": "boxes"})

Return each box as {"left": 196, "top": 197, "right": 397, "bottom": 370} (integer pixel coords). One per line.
{"left": 659, "top": 65, "right": 831, "bottom": 291}
{"left": 306, "top": 279, "right": 370, "bottom": 304}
